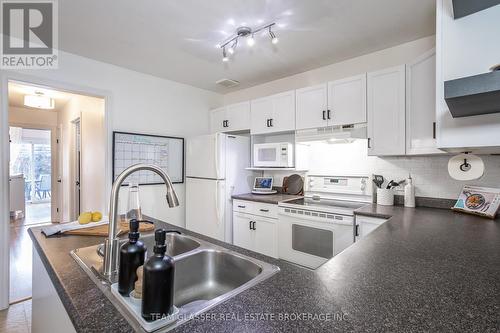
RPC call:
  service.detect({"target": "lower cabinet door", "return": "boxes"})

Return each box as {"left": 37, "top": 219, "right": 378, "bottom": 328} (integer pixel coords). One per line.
{"left": 254, "top": 217, "right": 278, "bottom": 258}
{"left": 233, "top": 213, "right": 255, "bottom": 251}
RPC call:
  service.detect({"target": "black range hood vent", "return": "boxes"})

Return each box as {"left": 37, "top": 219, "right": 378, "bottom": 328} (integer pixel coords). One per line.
{"left": 445, "top": 71, "right": 500, "bottom": 118}
{"left": 452, "top": 0, "right": 500, "bottom": 19}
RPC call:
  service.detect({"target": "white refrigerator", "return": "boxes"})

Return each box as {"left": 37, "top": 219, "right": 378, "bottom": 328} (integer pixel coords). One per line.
{"left": 185, "top": 133, "right": 254, "bottom": 242}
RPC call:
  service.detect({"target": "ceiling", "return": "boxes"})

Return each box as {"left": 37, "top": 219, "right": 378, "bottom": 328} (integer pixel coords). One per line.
{"left": 9, "top": 82, "right": 74, "bottom": 112}
{"left": 58, "top": 0, "right": 435, "bottom": 93}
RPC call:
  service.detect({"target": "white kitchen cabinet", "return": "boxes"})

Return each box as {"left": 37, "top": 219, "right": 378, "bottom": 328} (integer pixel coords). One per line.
{"left": 232, "top": 200, "right": 278, "bottom": 258}
{"left": 210, "top": 107, "right": 226, "bottom": 133}
{"left": 250, "top": 91, "right": 295, "bottom": 134}
{"left": 233, "top": 213, "right": 254, "bottom": 251}
{"left": 253, "top": 216, "right": 278, "bottom": 258}
{"left": 355, "top": 215, "right": 388, "bottom": 240}
{"left": 367, "top": 65, "right": 406, "bottom": 156}
{"left": 210, "top": 102, "right": 250, "bottom": 133}
{"left": 295, "top": 84, "right": 328, "bottom": 130}
{"left": 406, "top": 49, "right": 444, "bottom": 155}
{"left": 327, "top": 74, "right": 367, "bottom": 126}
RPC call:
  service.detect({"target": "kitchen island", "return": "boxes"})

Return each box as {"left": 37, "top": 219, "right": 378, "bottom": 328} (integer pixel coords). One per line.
{"left": 29, "top": 205, "right": 500, "bottom": 332}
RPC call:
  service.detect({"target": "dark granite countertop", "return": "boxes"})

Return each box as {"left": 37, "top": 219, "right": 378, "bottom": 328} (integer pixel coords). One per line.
{"left": 232, "top": 192, "right": 303, "bottom": 204}
{"left": 29, "top": 205, "right": 500, "bottom": 332}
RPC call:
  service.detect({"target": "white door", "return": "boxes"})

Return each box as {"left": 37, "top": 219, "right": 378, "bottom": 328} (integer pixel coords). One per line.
{"left": 226, "top": 101, "right": 250, "bottom": 132}
{"left": 210, "top": 107, "right": 226, "bottom": 133}
{"left": 186, "top": 177, "right": 225, "bottom": 241}
{"left": 367, "top": 65, "right": 406, "bottom": 156}
{"left": 186, "top": 133, "right": 225, "bottom": 179}
{"left": 233, "top": 213, "right": 254, "bottom": 251}
{"left": 254, "top": 217, "right": 278, "bottom": 258}
{"left": 328, "top": 74, "right": 367, "bottom": 126}
{"left": 406, "top": 49, "right": 443, "bottom": 155}
{"left": 250, "top": 97, "right": 273, "bottom": 135}
{"left": 296, "top": 84, "right": 328, "bottom": 130}
{"left": 270, "top": 90, "right": 295, "bottom": 133}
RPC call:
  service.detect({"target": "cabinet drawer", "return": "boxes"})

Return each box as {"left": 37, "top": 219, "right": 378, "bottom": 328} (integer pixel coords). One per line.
{"left": 251, "top": 202, "right": 278, "bottom": 219}
{"left": 233, "top": 199, "right": 253, "bottom": 214}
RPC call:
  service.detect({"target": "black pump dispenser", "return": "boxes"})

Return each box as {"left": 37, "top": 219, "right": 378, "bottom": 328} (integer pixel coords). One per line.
{"left": 118, "top": 219, "right": 146, "bottom": 296}
{"left": 142, "top": 229, "right": 175, "bottom": 321}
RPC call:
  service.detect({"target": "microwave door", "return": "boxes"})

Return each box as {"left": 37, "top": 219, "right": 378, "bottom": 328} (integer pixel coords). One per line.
{"left": 255, "top": 147, "right": 278, "bottom": 167}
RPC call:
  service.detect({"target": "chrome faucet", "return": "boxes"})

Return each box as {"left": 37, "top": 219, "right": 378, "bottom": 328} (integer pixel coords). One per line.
{"left": 103, "top": 163, "right": 179, "bottom": 277}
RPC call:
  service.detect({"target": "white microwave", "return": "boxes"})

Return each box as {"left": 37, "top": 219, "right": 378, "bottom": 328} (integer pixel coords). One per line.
{"left": 253, "top": 142, "right": 294, "bottom": 167}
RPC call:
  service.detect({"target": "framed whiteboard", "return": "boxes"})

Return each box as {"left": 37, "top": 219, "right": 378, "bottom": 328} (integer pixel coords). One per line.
{"left": 112, "top": 131, "right": 184, "bottom": 185}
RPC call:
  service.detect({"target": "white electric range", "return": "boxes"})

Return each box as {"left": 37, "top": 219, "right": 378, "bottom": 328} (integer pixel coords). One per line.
{"left": 278, "top": 175, "right": 372, "bottom": 269}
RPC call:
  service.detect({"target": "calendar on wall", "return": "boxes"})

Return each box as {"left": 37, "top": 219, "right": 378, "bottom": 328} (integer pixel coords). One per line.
{"left": 112, "top": 131, "right": 184, "bottom": 185}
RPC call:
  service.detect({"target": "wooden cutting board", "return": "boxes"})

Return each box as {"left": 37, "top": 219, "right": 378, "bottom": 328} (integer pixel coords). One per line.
{"left": 65, "top": 220, "right": 155, "bottom": 237}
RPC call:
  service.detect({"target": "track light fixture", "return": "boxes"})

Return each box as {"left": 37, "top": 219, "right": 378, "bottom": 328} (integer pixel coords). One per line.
{"left": 218, "top": 22, "right": 278, "bottom": 61}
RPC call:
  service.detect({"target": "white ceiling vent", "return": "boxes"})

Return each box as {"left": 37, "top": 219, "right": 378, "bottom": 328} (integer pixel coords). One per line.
{"left": 216, "top": 78, "right": 240, "bottom": 88}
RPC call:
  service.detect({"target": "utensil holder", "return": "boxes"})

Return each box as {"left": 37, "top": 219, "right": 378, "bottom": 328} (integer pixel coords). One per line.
{"left": 377, "top": 188, "right": 394, "bottom": 206}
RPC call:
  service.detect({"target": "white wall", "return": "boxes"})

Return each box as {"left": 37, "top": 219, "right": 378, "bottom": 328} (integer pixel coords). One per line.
{"left": 224, "top": 36, "right": 435, "bottom": 104}
{"left": 59, "top": 94, "right": 106, "bottom": 222}
{"left": 8, "top": 106, "right": 58, "bottom": 127}
{"left": 436, "top": 0, "right": 500, "bottom": 151}
{"left": 299, "top": 140, "right": 500, "bottom": 199}
{"left": 1, "top": 49, "right": 223, "bottom": 227}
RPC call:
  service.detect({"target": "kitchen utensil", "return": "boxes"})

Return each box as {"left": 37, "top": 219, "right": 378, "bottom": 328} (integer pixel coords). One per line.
{"left": 283, "top": 174, "right": 304, "bottom": 195}
{"left": 386, "top": 180, "right": 403, "bottom": 189}
{"left": 373, "top": 175, "right": 384, "bottom": 189}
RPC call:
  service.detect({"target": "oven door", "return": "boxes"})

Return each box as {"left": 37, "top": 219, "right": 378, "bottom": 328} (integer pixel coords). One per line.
{"left": 254, "top": 144, "right": 281, "bottom": 167}
{"left": 278, "top": 211, "right": 337, "bottom": 269}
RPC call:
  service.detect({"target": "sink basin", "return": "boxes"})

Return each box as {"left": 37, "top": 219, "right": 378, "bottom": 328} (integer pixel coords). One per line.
{"left": 71, "top": 232, "right": 279, "bottom": 332}
{"left": 174, "top": 249, "right": 262, "bottom": 307}
{"left": 97, "top": 233, "right": 200, "bottom": 258}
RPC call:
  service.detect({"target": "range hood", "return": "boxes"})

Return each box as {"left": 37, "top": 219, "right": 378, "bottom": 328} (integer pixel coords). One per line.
{"left": 296, "top": 123, "right": 367, "bottom": 144}
{"left": 444, "top": 70, "right": 500, "bottom": 118}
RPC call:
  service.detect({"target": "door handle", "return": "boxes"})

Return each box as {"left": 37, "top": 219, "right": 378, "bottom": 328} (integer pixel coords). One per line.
{"left": 249, "top": 221, "right": 252, "bottom": 230}
{"left": 259, "top": 209, "right": 269, "bottom": 212}
{"left": 75, "top": 181, "right": 80, "bottom": 186}
{"left": 57, "top": 179, "right": 62, "bottom": 183}
{"left": 269, "top": 119, "right": 273, "bottom": 127}
{"left": 251, "top": 221, "right": 256, "bottom": 230}
{"left": 238, "top": 205, "right": 246, "bottom": 208}
{"left": 226, "top": 120, "right": 229, "bottom": 127}
{"left": 367, "top": 138, "right": 371, "bottom": 149}
{"left": 322, "top": 110, "right": 326, "bottom": 120}
{"left": 355, "top": 224, "right": 359, "bottom": 237}
{"left": 266, "top": 119, "right": 270, "bottom": 127}
{"left": 222, "top": 120, "right": 225, "bottom": 128}
{"left": 327, "top": 110, "right": 331, "bottom": 120}
{"left": 433, "top": 122, "right": 436, "bottom": 139}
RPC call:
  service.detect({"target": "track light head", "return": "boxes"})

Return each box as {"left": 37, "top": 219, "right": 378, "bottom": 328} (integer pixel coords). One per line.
{"left": 247, "top": 34, "right": 255, "bottom": 47}
{"left": 222, "top": 48, "right": 229, "bottom": 62}
{"left": 269, "top": 28, "right": 278, "bottom": 44}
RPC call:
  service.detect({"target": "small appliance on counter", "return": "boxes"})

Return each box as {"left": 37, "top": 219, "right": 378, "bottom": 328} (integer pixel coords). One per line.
{"left": 253, "top": 142, "right": 294, "bottom": 168}
{"left": 251, "top": 177, "right": 277, "bottom": 195}
{"left": 452, "top": 185, "right": 500, "bottom": 219}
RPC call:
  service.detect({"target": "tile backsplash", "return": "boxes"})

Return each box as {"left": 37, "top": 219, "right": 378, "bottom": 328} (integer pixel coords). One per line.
{"left": 266, "top": 140, "right": 500, "bottom": 199}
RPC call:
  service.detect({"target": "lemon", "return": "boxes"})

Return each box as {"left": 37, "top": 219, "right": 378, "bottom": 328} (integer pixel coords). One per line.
{"left": 78, "top": 212, "right": 92, "bottom": 225}
{"left": 91, "top": 211, "right": 103, "bottom": 222}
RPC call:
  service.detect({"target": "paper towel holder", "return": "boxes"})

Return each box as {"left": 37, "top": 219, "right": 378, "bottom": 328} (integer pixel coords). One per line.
{"left": 459, "top": 152, "right": 471, "bottom": 172}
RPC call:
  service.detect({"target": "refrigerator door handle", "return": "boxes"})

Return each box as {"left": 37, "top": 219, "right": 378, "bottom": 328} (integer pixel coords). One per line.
{"left": 214, "top": 134, "right": 219, "bottom": 179}
{"left": 215, "top": 180, "right": 221, "bottom": 225}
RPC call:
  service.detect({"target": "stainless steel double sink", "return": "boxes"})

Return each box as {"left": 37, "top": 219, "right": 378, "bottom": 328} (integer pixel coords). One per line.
{"left": 71, "top": 232, "right": 279, "bottom": 332}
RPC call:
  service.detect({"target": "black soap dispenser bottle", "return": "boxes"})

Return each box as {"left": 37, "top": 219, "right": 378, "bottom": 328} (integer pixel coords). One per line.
{"left": 142, "top": 229, "right": 175, "bottom": 321}
{"left": 118, "top": 219, "right": 146, "bottom": 296}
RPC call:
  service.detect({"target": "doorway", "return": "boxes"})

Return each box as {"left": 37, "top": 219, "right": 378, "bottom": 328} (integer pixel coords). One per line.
{"left": 5, "top": 80, "right": 107, "bottom": 307}
{"left": 9, "top": 127, "right": 53, "bottom": 226}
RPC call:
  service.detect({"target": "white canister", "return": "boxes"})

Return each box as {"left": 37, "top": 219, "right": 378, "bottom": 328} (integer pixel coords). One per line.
{"left": 377, "top": 188, "right": 395, "bottom": 206}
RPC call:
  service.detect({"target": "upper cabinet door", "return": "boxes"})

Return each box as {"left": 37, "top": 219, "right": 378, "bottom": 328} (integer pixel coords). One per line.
{"left": 367, "top": 65, "right": 406, "bottom": 156}
{"left": 250, "top": 90, "right": 295, "bottom": 135}
{"left": 327, "top": 74, "right": 367, "bottom": 126}
{"left": 296, "top": 84, "right": 328, "bottom": 130}
{"left": 250, "top": 96, "right": 273, "bottom": 135}
{"left": 210, "top": 107, "right": 226, "bottom": 133}
{"left": 406, "top": 49, "right": 444, "bottom": 155}
{"left": 226, "top": 101, "right": 250, "bottom": 132}
{"left": 268, "top": 90, "right": 295, "bottom": 133}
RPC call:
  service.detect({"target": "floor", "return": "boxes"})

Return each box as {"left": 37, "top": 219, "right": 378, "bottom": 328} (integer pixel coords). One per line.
{"left": 10, "top": 202, "right": 52, "bottom": 302}
{"left": 0, "top": 300, "right": 31, "bottom": 333}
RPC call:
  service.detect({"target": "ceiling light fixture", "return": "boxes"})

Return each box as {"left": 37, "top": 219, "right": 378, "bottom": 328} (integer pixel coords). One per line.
{"left": 218, "top": 22, "right": 278, "bottom": 62}
{"left": 24, "top": 92, "right": 55, "bottom": 109}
